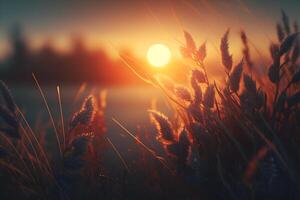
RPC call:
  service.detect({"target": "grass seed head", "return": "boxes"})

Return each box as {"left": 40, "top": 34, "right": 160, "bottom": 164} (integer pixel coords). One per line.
{"left": 196, "top": 42, "right": 207, "bottom": 63}
{"left": 243, "top": 74, "right": 257, "bottom": 94}
{"left": 276, "top": 23, "right": 285, "bottom": 43}
{"left": 281, "top": 9, "right": 291, "bottom": 35}
{"left": 279, "top": 33, "right": 299, "bottom": 56}
{"left": 203, "top": 85, "right": 215, "bottom": 108}
{"left": 190, "top": 69, "right": 205, "bottom": 105}
{"left": 229, "top": 59, "right": 244, "bottom": 92}
{"left": 183, "top": 31, "right": 196, "bottom": 57}
{"left": 149, "top": 110, "right": 174, "bottom": 143}
{"left": 220, "top": 29, "right": 233, "bottom": 72}
{"left": 70, "top": 95, "right": 96, "bottom": 130}
{"left": 175, "top": 85, "right": 192, "bottom": 102}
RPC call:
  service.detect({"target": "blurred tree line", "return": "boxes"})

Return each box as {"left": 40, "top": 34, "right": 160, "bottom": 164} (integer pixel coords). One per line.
{"left": 0, "top": 24, "right": 144, "bottom": 85}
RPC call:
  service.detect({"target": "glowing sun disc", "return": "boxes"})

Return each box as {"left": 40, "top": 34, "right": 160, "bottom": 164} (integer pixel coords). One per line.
{"left": 147, "top": 44, "right": 171, "bottom": 67}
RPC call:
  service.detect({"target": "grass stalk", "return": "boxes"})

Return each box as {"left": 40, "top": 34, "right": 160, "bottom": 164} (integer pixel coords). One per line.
{"left": 106, "top": 136, "right": 130, "bottom": 173}
{"left": 56, "top": 86, "right": 65, "bottom": 151}
{"left": 32, "top": 73, "right": 62, "bottom": 158}
{"left": 112, "top": 117, "right": 172, "bottom": 172}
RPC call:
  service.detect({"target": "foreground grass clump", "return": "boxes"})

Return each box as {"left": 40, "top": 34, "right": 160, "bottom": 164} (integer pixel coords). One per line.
{"left": 0, "top": 11, "right": 299, "bottom": 200}
{"left": 149, "top": 11, "right": 300, "bottom": 200}
{"left": 0, "top": 81, "right": 107, "bottom": 199}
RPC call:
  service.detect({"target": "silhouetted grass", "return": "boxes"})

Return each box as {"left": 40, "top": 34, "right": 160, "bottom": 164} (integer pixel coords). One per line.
{"left": 0, "top": 10, "right": 299, "bottom": 200}
{"left": 0, "top": 79, "right": 107, "bottom": 199}
{"left": 150, "top": 10, "right": 300, "bottom": 200}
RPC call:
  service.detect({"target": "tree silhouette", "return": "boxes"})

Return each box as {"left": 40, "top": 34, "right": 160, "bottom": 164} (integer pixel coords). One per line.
{"left": 9, "top": 23, "right": 30, "bottom": 69}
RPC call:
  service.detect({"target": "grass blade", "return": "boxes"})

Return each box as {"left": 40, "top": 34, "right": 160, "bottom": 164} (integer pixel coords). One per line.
{"left": 32, "top": 73, "right": 62, "bottom": 158}
{"left": 106, "top": 136, "right": 130, "bottom": 173}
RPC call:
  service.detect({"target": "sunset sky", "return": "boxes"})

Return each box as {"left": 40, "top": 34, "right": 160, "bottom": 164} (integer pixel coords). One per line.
{"left": 0, "top": 0, "right": 299, "bottom": 60}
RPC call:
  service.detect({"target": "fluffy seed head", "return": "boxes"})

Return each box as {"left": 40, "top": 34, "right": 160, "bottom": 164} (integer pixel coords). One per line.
{"left": 269, "top": 43, "right": 280, "bottom": 61}
{"left": 203, "top": 85, "right": 215, "bottom": 108}
{"left": 175, "top": 85, "right": 192, "bottom": 102}
{"left": 240, "top": 31, "right": 253, "bottom": 69}
{"left": 276, "top": 23, "right": 285, "bottom": 43}
{"left": 177, "top": 129, "right": 191, "bottom": 162}
{"left": 220, "top": 29, "right": 233, "bottom": 72}
{"left": 229, "top": 59, "right": 244, "bottom": 92}
{"left": 165, "top": 129, "right": 191, "bottom": 163}
{"left": 190, "top": 69, "right": 205, "bottom": 105}
{"left": 243, "top": 74, "right": 257, "bottom": 94}
{"left": 281, "top": 9, "right": 291, "bottom": 35}
{"left": 70, "top": 95, "right": 96, "bottom": 130}
{"left": 149, "top": 110, "right": 174, "bottom": 143}
{"left": 196, "top": 42, "right": 207, "bottom": 63}
{"left": 240, "top": 30, "right": 247, "bottom": 45}
{"left": 191, "top": 69, "right": 206, "bottom": 83}
{"left": 183, "top": 31, "right": 196, "bottom": 56}
{"left": 268, "top": 64, "right": 280, "bottom": 83}
{"left": 280, "top": 33, "right": 299, "bottom": 56}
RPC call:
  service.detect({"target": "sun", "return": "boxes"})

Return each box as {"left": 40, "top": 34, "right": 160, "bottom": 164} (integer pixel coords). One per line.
{"left": 147, "top": 44, "right": 171, "bottom": 68}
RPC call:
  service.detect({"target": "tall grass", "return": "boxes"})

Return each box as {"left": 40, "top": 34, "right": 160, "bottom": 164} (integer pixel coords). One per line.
{"left": 149, "top": 10, "right": 300, "bottom": 200}
{"left": 0, "top": 80, "right": 107, "bottom": 199}
{"left": 0, "top": 10, "right": 299, "bottom": 200}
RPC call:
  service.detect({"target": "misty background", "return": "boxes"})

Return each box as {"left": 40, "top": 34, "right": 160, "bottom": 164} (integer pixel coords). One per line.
{"left": 0, "top": 0, "right": 299, "bottom": 85}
